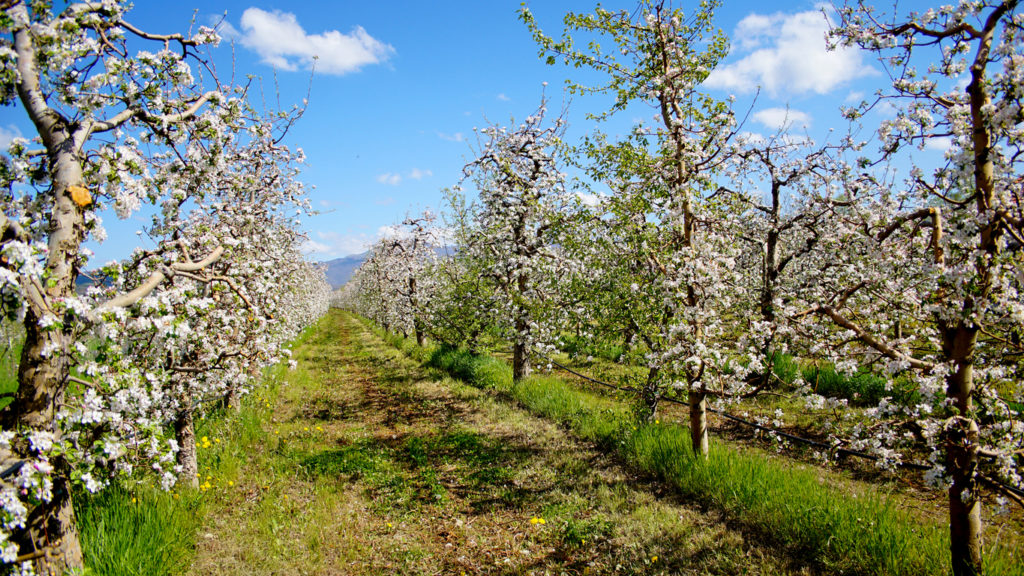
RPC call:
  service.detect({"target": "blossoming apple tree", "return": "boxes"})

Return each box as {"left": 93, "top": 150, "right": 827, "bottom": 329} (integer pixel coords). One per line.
{"left": 523, "top": 0, "right": 759, "bottom": 454}
{"left": 449, "top": 101, "right": 571, "bottom": 381}
{"left": 807, "top": 2, "right": 1024, "bottom": 573}
{"left": 0, "top": 2, "right": 329, "bottom": 573}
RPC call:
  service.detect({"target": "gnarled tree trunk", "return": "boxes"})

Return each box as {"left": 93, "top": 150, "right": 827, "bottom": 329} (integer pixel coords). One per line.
{"left": 175, "top": 409, "right": 200, "bottom": 489}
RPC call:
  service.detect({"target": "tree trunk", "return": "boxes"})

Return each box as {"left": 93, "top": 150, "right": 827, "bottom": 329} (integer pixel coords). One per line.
{"left": 175, "top": 410, "right": 199, "bottom": 489}
{"left": 223, "top": 387, "right": 241, "bottom": 412}
{"left": 943, "top": 327, "right": 983, "bottom": 576}
{"left": 12, "top": 461, "right": 84, "bottom": 576}
{"left": 0, "top": 86, "right": 89, "bottom": 569}
{"left": 512, "top": 339, "right": 531, "bottom": 382}
{"left": 947, "top": 418, "right": 982, "bottom": 576}
{"left": 689, "top": 390, "right": 708, "bottom": 457}
{"left": 409, "top": 277, "right": 426, "bottom": 348}
{"left": 640, "top": 366, "right": 660, "bottom": 422}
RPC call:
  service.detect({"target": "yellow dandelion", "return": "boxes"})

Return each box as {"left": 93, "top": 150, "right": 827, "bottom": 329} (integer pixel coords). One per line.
{"left": 652, "top": 555, "right": 658, "bottom": 562}
{"left": 228, "top": 480, "right": 234, "bottom": 487}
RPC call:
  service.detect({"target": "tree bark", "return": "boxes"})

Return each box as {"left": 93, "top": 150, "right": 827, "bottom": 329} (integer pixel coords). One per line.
{"left": 512, "top": 272, "right": 531, "bottom": 382}
{"left": 11, "top": 461, "right": 84, "bottom": 576}
{"left": 512, "top": 336, "right": 531, "bottom": 382}
{"left": 223, "top": 387, "right": 241, "bottom": 412}
{"left": 942, "top": 324, "right": 983, "bottom": 575}
{"left": 689, "top": 390, "right": 708, "bottom": 457}
{"left": 947, "top": 416, "right": 982, "bottom": 576}
{"left": 1, "top": 21, "right": 90, "bottom": 565}
{"left": 175, "top": 410, "right": 200, "bottom": 489}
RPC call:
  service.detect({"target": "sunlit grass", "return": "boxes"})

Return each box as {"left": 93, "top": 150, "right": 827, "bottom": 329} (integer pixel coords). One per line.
{"left": 76, "top": 485, "right": 202, "bottom": 576}
{"left": 410, "top": 332, "right": 1021, "bottom": 576}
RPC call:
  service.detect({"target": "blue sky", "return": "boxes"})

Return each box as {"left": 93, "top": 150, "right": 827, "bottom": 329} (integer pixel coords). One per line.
{"left": 0, "top": 0, "right": 948, "bottom": 264}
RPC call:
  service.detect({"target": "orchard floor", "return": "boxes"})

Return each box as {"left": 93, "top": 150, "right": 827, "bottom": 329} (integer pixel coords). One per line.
{"left": 186, "top": 310, "right": 813, "bottom": 575}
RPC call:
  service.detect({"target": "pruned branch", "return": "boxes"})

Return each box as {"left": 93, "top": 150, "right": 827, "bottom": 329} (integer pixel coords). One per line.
{"left": 88, "top": 90, "right": 221, "bottom": 135}
{"left": 96, "top": 246, "right": 224, "bottom": 311}
{"left": 813, "top": 304, "right": 935, "bottom": 370}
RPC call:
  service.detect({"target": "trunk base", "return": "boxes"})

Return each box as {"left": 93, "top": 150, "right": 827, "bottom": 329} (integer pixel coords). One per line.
{"left": 175, "top": 410, "right": 200, "bottom": 489}
{"left": 14, "top": 461, "right": 85, "bottom": 576}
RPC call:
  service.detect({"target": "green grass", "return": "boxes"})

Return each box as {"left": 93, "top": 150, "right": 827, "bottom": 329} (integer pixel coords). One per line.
{"left": 76, "top": 485, "right": 202, "bottom": 576}
{"left": 185, "top": 309, "right": 812, "bottom": 574}
{"left": 802, "top": 363, "right": 921, "bottom": 407}
{"left": 558, "top": 333, "right": 626, "bottom": 362}
{"left": 398, "top": 333, "right": 1022, "bottom": 576}
{"left": 72, "top": 322, "right": 322, "bottom": 575}
{"left": 66, "top": 312, "right": 1022, "bottom": 575}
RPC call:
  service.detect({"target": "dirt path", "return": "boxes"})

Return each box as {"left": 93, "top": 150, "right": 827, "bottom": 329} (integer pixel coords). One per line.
{"left": 187, "top": 310, "right": 812, "bottom": 575}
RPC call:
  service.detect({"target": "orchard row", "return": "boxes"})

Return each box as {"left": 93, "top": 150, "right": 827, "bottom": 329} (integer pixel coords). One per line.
{"left": 339, "top": 2, "right": 1023, "bottom": 575}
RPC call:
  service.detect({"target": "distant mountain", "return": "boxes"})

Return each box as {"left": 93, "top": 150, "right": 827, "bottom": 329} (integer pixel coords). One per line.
{"left": 322, "top": 251, "right": 368, "bottom": 288}
{"left": 321, "top": 246, "right": 457, "bottom": 289}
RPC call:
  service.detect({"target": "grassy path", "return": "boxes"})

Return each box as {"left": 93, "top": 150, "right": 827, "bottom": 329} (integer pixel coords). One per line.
{"left": 186, "top": 310, "right": 810, "bottom": 575}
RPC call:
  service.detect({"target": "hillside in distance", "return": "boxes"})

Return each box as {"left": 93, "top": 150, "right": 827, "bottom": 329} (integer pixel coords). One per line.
{"left": 322, "top": 251, "right": 368, "bottom": 289}
{"left": 322, "top": 246, "right": 454, "bottom": 289}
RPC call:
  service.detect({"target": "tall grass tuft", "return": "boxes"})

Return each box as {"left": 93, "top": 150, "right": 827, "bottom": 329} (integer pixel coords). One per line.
{"left": 76, "top": 485, "right": 202, "bottom": 576}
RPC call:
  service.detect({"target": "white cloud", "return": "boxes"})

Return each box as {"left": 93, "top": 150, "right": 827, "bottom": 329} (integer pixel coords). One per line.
{"left": 497, "top": 93, "right": 511, "bottom": 101}
{"left": 378, "top": 224, "right": 402, "bottom": 239}
{"left": 304, "top": 230, "right": 376, "bottom": 258}
{"left": 409, "top": 168, "right": 432, "bottom": 180}
{"left": 737, "top": 131, "right": 767, "bottom": 145}
{"left": 302, "top": 239, "right": 331, "bottom": 254}
{"left": 752, "top": 107, "right": 812, "bottom": 130}
{"left": 873, "top": 99, "right": 898, "bottom": 119}
{"left": 376, "top": 173, "right": 402, "bottom": 186}
{"left": 576, "top": 191, "right": 605, "bottom": 208}
{"left": 925, "top": 137, "right": 953, "bottom": 153}
{"left": 438, "top": 132, "right": 465, "bottom": 142}
{"left": 705, "top": 9, "right": 874, "bottom": 97}
{"left": 237, "top": 8, "right": 393, "bottom": 75}
{"left": 0, "top": 124, "right": 23, "bottom": 151}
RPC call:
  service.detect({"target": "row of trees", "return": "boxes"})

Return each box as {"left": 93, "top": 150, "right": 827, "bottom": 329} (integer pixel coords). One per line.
{"left": 0, "top": 2, "right": 331, "bottom": 574}
{"left": 341, "top": 1, "right": 1023, "bottom": 575}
